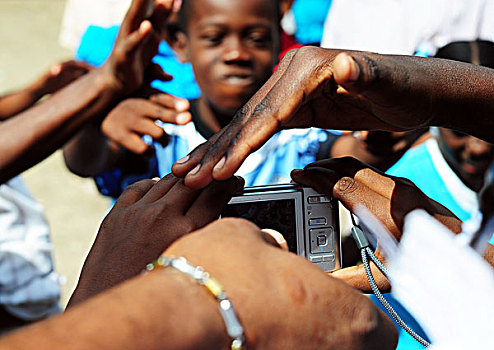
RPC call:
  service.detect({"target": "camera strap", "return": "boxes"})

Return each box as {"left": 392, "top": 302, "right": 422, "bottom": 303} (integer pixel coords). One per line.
{"left": 350, "top": 214, "right": 431, "bottom": 348}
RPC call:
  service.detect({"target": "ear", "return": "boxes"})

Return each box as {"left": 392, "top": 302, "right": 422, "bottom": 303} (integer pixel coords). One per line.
{"left": 171, "top": 31, "right": 190, "bottom": 63}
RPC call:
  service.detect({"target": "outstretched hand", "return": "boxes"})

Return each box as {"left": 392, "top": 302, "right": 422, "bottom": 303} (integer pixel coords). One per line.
{"left": 100, "top": 0, "right": 175, "bottom": 96}
{"left": 291, "top": 156, "right": 462, "bottom": 292}
{"left": 68, "top": 173, "right": 243, "bottom": 305}
{"left": 172, "top": 47, "right": 494, "bottom": 188}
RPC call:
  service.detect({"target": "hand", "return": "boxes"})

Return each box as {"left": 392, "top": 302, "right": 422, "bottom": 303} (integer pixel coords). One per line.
{"left": 99, "top": 0, "right": 175, "bottom": 95}
{"left": 290, "top": 156, "right": 462, "bottom": 292}
{"left": 172, "top": 47, "right": 494, "bottom": 188}
{"left": 172, "top": 47, "right": 440, "bottom": 188}
{"left": 163, "top": 217, "right": 398, "bottom": 350}
{"left": 41, "top": 60, "right": 92, "bottom": 94}
{"left": 68, "top": 173, "right": 244, "bottom": 305}
{"left": 101, "top": 92, "right": 191, "bottom": 154}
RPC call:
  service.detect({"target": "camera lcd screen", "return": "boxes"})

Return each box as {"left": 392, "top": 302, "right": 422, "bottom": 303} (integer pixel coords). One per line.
{"left": 222, "top": 199, "right": 297, "bottom": 252}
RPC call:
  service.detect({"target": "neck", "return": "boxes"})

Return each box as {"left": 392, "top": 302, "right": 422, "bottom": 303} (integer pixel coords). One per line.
{"left": 197, "top": 97, "right": 238, "bottom": 132}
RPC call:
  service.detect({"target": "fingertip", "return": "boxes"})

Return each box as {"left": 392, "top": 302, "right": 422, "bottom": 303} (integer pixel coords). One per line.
{"left": 234, "top": 175, "right": 245, "bottom": 191}
{"left": 174, "top": 99, "right": 189, "bottom": 112}
{"left": 290, "top": 168, "right": 303, "bottom": 178}
{"left": 176, "top": 112, "right": 191, "bottom": 124}
{"left": 260, "top": 229, "right": 289, "bottom": 251}
{"left": 333, "top": 53, "right": 360, "bottom": 84}
{"left": 139, "top": 20, "right": 152, "bottom": 35}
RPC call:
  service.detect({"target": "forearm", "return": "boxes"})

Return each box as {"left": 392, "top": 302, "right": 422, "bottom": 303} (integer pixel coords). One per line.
{"left": 63, "top": 124, "right": 121, "bottom": 177}
{"left": 0, "top": 70, "right": 120, "bottom": 182}
{"left": 0, "top": 270, "right": 227, "bottom": 350}
{"left": 0, "top": 75, "right": 49, "bottom": 120}
{"left": 381, "top": 55, "right": 494, "bottom": 142}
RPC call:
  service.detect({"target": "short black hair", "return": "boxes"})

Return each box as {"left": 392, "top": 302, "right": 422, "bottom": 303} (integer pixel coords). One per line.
{"left": 434, "top": 40, "right": 494, "bottom": 69}
{"left": 178, "top": 0, "right": 281, "bottom": 34}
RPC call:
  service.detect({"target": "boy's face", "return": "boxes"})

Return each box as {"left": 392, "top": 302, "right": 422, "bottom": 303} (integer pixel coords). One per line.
{"left": 182, "top": 0, "right": 280, "bottom": 113}
{"left": 438, "top": 128, "right": 494, "bottom": 191}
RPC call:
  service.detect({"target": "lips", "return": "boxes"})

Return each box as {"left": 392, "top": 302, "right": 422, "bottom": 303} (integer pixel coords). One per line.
{"left": 221, "top": 72, "right": 255, "bottom": 87}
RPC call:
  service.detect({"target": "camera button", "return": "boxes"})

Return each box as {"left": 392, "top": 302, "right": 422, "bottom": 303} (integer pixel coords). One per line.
{"left": 317, "top": 235, "right": 327, "bottom": 246}
{"left": 309, "top": 217, "right": 327, "bottom": 226}
{"left": 309, "top": 256, "right": 324, "bottom": 263}
{"left": 308, "top": 195, "right": 331, "bottom": 204}
{"left": 322, "top": 254, "right": 335, "bottom": 262}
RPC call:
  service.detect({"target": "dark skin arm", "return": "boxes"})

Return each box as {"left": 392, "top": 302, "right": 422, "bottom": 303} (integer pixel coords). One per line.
{"left": 0, "top": 218, "right": 397, "bottom": 350}
{"left": 291, "top": 156, "right": 462, "bottom": 292}
{"left": 0, "top": 0, "right": 174, "bottom": 183}
{"left": 0, "top": 60, "right": 91, "bottom": 121}
{"left": 3, "top": 166, "right": 397, "bottom": 349}
{"left": 171, "top": 47, "right": 494, "bottom": 188}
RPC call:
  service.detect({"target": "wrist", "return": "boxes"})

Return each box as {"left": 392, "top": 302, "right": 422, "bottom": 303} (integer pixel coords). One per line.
{"left": 91, "top": 65, "right": 127, "bottom": 100}
{"left": 149, "top": 268, "right": 231, "bottom": 350}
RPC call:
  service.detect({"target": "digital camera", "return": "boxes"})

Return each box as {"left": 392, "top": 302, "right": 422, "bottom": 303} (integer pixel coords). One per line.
{"left": 221, "top": 184, "right": 341, "bottom": 272}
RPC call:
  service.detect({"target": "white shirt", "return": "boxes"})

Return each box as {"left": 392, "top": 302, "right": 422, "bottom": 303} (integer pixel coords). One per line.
{"left": 0, "top": 177, "right": 61, "bottom": 320}
{"left": 321, "top": 0, "right": 494, "bottom": 55}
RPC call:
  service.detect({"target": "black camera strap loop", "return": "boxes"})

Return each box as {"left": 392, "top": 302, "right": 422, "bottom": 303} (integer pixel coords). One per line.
{"left": 350, "top": 215, "right": 431, "bottom": 348}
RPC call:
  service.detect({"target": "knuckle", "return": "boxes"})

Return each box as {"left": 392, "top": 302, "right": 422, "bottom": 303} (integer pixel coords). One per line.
{"left": 336, "top": 176, "right": 360, "bottom": 195}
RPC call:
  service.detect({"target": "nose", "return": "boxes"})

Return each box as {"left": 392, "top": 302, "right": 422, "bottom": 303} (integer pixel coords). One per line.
{"left": 222, "top": 36, "right": 251, "bottom": 63}
{"left": 465, "top": 137, "right": 493, "bottom": 158}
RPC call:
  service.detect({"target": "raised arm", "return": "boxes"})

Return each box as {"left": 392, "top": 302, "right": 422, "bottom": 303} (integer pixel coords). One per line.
{"left": 0, "top": 0, "right": 174, "bottom": 183}
{"left": 171, "top": 47, "right": 494, "bottom": 188}
{"left": 0, "top": 60, "right": 91, "bottom": 121}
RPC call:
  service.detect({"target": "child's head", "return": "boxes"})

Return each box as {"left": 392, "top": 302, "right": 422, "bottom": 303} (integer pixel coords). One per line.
{"left": 175, "top": 0, "right": 281, "bottom": 114}
{"left": 434, "top": 41, "right": 494, "bottom": 191}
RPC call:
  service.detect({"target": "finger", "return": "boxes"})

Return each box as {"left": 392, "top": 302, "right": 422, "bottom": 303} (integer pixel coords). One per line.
{"left": 121, "top": 20, "right": 153, "bottom": 55}
{"left": 133, "top": 117, "right": 166, "bottom": 139}
{"left": 139, "top": 97, "right": 191, "bottom": 125}
{"left": 113, "top": 178, "right": 159, "bottom": 208}
{"left": 138, "top": 173, "right": 180, "bottom": 203}
{"left": 185, "top": 176, "right": 245, "bottom": 228}
{"left": 118, "top": 133, "right": 152, "bottom": 154}
{"left": 120, "top": 0, "right": 153, "bottom": 35}
{"left": 174, "top": 49, "right": 298, "bottom": 188}
{"left": 290, "top": 167, "right": 342, "bottom": 195}
{"left": 332, "top": 176, "right": 401, "bottom": 237}
{"left": 149, "top": 93, "right": 189, "bottom": 112}
{"left": 304, "top": 157, "right": 396, "bottom": 199}
{"left": 158, "top": 177, "right": 201, "bottom": 213}
{"left": 260, "top": 229, "right": 289, "bottom": 251}
{"left": 172, "top": 129, "right": 228, "bottom": 183}
{"left": 331, "top": 263, "right": 390, "bottom": 293}
{"left": 333, "top": 52, "right": 426, "bottom": 128}
{"left": 145, "top": 62, "right": 173, "bottom": 83}
{"left": 209, "top": 48, "right": 333, "bottom": 182}
{"left": 150, "top": 0, "right": 175, "bottom": 34}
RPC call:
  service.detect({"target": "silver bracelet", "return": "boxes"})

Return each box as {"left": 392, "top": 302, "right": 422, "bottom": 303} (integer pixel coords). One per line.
{"left": 145, "top": 256, "right": 246, "bottom": 350}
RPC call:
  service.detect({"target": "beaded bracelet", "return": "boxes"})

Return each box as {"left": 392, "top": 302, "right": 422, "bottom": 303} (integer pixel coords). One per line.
{"left": 144, "top": 255, "right": 246, "bottom": 350}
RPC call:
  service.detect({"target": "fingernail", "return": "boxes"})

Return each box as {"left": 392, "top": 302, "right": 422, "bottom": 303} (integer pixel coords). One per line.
{"left": 291, "top": 169, "right": 303, "bottom": 177}
{"left": 152, "top": 177, "right": 160, "bottom": 182}
{"left": 176, "top": 112, "right": 190, "bottom": 124}
{"left": 176, "top": 155, "right": 189, "bottom": 164}
{"left": 189, "top": 164, "right": 201, "bottom": 175}
{"left": 214, "top": 156, "right": 226, "bottom": 171}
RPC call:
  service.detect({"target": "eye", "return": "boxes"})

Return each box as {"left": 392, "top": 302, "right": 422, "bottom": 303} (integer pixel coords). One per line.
{"left": 200, "top": 31, "right": 224, "bottom": 46}
{"left": 246, "top": 30, "right": 271, "bottom": 47}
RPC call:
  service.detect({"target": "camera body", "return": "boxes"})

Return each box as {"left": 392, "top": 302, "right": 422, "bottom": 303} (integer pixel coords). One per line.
{"left": 221, "top": 184, "right": 341, "bottom": 272}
